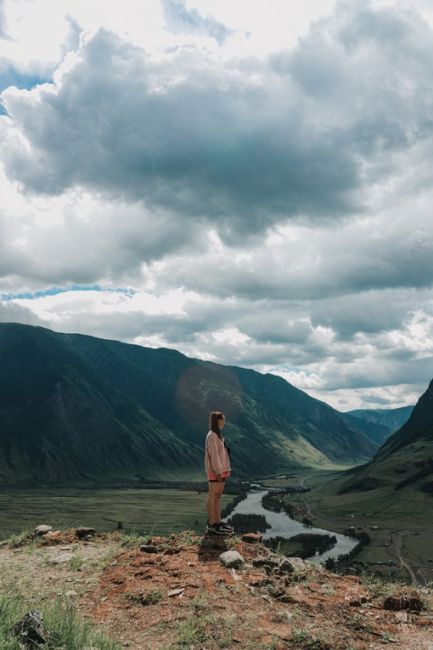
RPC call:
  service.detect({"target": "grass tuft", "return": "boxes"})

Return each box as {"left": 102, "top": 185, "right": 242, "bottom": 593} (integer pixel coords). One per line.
{"left": 0, "top": 593, "right": 121, "bottom": 649}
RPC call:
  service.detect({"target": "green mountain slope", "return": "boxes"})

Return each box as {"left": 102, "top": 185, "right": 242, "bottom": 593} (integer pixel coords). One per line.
{"left": 337, "top": 380, "right": 433, "bottom": 494}
{"left": 344, "top": 406, "right": 414, "bottom": 444}
{"left": 0, "top": 322, "right": 377, "bottom": 486}
{"left": 62, "top": 329, "right": 377, "bottom": 469}
{"left": 341, "top": 412, "right": 390, "bottom": 446}
{"left": 0, "top": 322, "right": 200, "bottom": 486}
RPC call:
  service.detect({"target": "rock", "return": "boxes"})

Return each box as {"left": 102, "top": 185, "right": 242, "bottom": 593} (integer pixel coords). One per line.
{"left": 140, "top": 544, "right": 160, "bottom": 553}
{"left": 248, "top": 575, "right": 272, "bottom": 587}
{"left": 11, "top": 610, "right": 47, "bottom": 647}
{"left": 33, "top": 525, "right": 52, "bottom": 537}
{"left": 43, "top": 530, "right": 62, "bottom": 541}
{"left": 383, "top": 591, "right": 423, "bottom": 612}
{"left": 242, "top": 532, "right": 263, "bottom": 544}
{"left": 252, "top": 557, "right": 279, "bottom": 569}
{"left": 75, "top": 527, "right": 96, "bottom": 539}
{"left": 167, "top": 588, "right": 184, "bottom": 597}
{"left": 219, "top": 550, "right": 245, "bottom": 569}
{"left": 65, "top": 590, "right": 78, "bottom": 597}
{"left": 277, "top": 559, "right": 296, "bottom": 574}
{"left": 282, "top": 557, "right": 308, "bottom": 571}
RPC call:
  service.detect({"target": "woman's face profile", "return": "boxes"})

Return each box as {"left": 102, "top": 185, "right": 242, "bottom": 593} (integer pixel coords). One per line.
{"left": 218, "top": 415, "right": 225, "bottom": 429}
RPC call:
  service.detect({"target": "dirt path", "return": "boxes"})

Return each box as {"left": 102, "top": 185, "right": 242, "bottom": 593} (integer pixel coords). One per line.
{"left": 394, "top": 531, "right": 419, "bottom": 586}
{"left": 297, "top": 475, "right": 325, "bottom": 522}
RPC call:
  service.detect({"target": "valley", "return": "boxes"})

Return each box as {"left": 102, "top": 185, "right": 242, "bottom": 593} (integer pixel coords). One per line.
{"left": 261, "top": 469, "right": 433, "bottom": 586}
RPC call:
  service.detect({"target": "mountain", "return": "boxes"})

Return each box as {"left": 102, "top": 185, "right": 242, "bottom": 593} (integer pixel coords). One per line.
{"left": 0, "top": 322, "right": 377, "bottom": 486}
{"left": 0, "top": 322, "right": 199, "bottom": 487}
{"left": 344, "top": 406, "right": 414, "bottom": 445}
{"left": 341, "top": 412, "right": 390, "bottom": 446}
{"left": 337, "top": 380, "right": 433, "bottom": 494}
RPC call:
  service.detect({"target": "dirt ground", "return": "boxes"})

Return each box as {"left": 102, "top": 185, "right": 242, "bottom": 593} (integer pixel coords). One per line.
{"left": 1, "top": 528, "right": 433, "bottom": 649}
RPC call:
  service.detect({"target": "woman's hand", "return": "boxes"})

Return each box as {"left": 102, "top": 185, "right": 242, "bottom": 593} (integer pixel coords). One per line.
{"left": 216, "top": 473, "right": 223, "bottom": 482}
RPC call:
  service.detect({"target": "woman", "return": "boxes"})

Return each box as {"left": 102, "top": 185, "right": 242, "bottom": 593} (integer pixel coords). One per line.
{"left": 204, "top": 410, "right": 233, "bottom": 535}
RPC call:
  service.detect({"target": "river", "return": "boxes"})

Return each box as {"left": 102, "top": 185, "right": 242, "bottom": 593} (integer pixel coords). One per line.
{"left": 227, "top": 489, "right": 358, "bottom": 564}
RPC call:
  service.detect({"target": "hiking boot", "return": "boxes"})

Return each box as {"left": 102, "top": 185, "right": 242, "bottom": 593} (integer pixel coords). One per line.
{"left": 206, "top": 522, "right": 228, "bottom": 536}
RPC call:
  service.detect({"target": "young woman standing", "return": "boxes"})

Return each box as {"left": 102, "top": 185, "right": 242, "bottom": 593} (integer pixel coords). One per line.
{"left": 204, "top": 410, "right": 233, "bottom": 535}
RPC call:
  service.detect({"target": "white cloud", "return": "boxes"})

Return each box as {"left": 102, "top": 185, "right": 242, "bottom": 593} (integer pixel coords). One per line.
{"left": 1, "top": 0, "right": 433, "bottom": 411}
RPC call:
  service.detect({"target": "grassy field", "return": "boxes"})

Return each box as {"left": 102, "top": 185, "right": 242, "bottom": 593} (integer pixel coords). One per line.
{"left": 0, "top": 488, "right": 234, "bottom": 540}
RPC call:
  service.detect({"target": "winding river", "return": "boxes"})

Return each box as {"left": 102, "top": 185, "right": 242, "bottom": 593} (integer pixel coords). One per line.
{"left": 228, "top": 489, "right": 358, "bottom": 564}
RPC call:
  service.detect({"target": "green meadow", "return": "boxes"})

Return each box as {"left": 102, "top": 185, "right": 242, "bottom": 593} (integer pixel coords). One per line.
{"left": 0, "top": 488, "right": 234, "bottom": 540}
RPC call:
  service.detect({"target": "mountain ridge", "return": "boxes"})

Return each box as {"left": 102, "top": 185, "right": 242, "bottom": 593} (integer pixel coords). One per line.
{"left": 344, "top": 405, "right": 414, "bottom": 445}
{"left": 335, "top": 379, "right": 433, "bottom": 494}
{"left": 0, "top": 321, "right": 377, "bottom": 486}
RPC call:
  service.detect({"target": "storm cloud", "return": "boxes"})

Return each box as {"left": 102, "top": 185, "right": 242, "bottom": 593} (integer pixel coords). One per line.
{"left": 3, "top": 2, "right": 433, "bottom": 241}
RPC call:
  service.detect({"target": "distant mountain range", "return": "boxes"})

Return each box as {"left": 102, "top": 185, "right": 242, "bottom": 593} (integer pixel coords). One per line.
{"left": 342, "top": 405, "right": 414, "bottom": 446}
{"left": 337, "top": 381, "right": 433, "bottom": 495}
{"left": 0, "top": 322, "right": 379, "bottom": 487}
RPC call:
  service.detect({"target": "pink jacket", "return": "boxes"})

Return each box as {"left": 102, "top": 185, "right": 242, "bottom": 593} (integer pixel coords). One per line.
{"left": 204, "top": 430, "right": 231, "bottom": 477}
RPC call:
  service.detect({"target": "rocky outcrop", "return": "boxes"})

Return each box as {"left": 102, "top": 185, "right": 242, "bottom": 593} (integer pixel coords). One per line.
{"left": 1, "top": 527, "right": 433, "bottom": 649}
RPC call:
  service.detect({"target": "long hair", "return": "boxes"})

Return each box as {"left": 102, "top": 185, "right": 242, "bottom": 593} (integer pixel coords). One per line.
{"left": 209, "top": 410, "right": 224, "bottom": 439}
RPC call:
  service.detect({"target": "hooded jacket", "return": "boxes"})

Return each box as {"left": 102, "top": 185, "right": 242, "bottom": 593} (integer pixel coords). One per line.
{"left": 204, "top": 430, "right": 231, "bottom": 477}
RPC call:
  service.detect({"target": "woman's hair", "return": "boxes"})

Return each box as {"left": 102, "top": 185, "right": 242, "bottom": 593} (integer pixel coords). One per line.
{"left": 209, "top": 410, "right": 225, "bottom": 438}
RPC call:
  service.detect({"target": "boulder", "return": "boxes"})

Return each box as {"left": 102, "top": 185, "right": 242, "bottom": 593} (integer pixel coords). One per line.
{"left": 280, "top": 557, "right": 308, "bottom": 571}
{"left": 219, "top": 550, "right": 245, "bottom": 569}
{"left": 277, "top": 558, "right": 296, "bottom": 574}
{"left": 11, "top": 610, "right": 47, "bottom": 647}
{"left": 33, "top": 525, "right": 52, "bottom": 537}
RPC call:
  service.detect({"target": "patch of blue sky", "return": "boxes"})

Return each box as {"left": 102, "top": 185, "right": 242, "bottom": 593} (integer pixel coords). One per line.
{"left": 0, "top": 285, "right": 137, "bottom": 301}
{"left": 0, "top": 66, "right": 53, "bottom": 93}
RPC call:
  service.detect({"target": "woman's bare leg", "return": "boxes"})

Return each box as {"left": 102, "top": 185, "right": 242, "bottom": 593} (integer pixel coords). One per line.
{"left": 217, "top": 483, "right": 225, "bottom": 521}
{"left": 207, "top": 482, "right": 217, "bottom": 524}
{"left": 207, "top": 481, "right": 224, "bottom": 524}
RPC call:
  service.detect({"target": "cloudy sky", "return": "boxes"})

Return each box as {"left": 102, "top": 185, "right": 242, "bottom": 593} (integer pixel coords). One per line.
{"left": 1, "top": 0, "right": 433, "bottom": 411}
